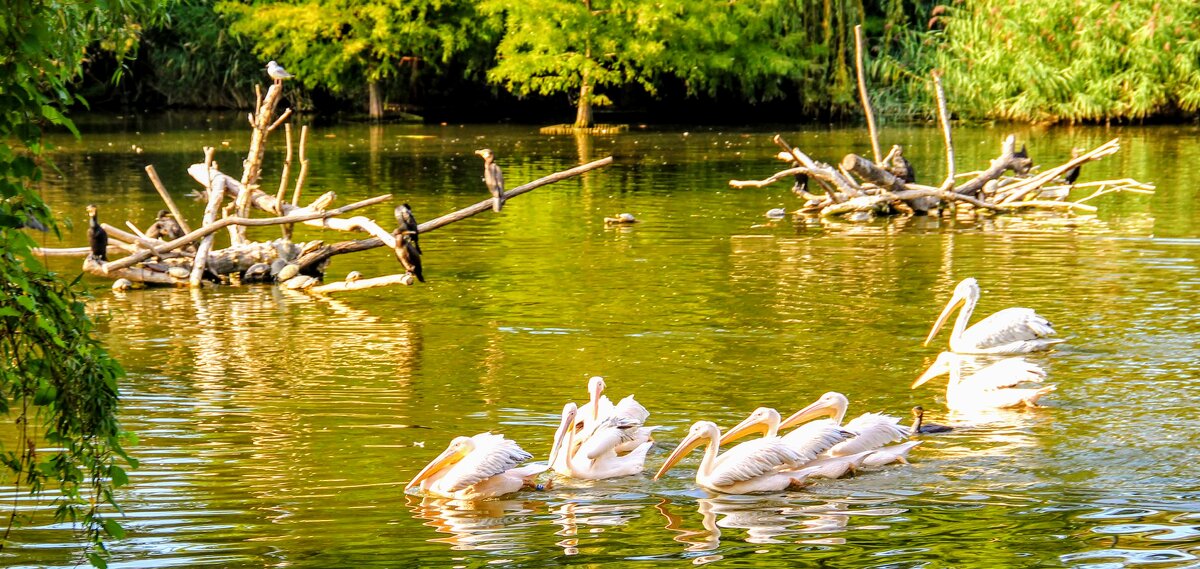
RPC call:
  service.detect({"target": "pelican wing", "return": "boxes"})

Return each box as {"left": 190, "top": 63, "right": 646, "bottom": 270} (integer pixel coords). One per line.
{"left": 962, "top": 307, "right": 1056, "bottom": 348}
{"left": 781, "top": 419, "right": 853, "bottom": 462}
{"left": 579, "top": 415, "right": 641, "bottom": 460}
{"left": 442, "top": 433, "right": 532, "bottom": 492}
{"left": 613, "top": 394, "right": 650, "bottom": 424}
{"left": 710, "top": 437, "right": 803, "bottom": 487}
{"left": 831, "top": 413, "right": 908, "bottom": 456}
{"left": 961, "top": 358, "right": 1047, "bottom": 392}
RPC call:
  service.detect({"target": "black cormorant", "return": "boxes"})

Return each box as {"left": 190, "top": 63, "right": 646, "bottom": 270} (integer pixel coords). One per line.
{"left": 1012, "top": 144, "right": 1033, "bottom": 175}
{"left": 910, "top": 406, "right": 953, "bottom": 435}
{"left": 791, "top": 172, "right": 809, "bottom": 196}
{"left": 890, "top": 146, "right": 916, "bottom": 183}
{"left": 395, "top": 233, "right": 424, "bottom": 283}
{"left": 86, "top": 204, "right": 108, "bottom": 261}
{"left": 474, "top": 149, "right": 505, "bottom": 212}
{"left": 394, "top": 203, "right": 420, "bottom": 254}
{"left": 1063, "top": 148, "right": 1083, "bottom": 187}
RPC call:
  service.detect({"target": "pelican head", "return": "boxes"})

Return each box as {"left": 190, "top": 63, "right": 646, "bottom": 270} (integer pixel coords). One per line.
{"left": 548, "top": 402, "right": 578, "bottom": 468}
{"left": 912, "top": 352, "right": 957, "bottom": 388}
{"left": 654, "top": 421, "right": 719, "bottom": 480}
{"left": 405, "top": 435, "right": 474, "bottom": 492}
{"left": 587, "top": 376, "right": 606, "bottom": 421}
{"left": 718, "top": 407, "right": 780, "bottom": 446}
{"left": 924, "top": 278, "right": 981, "bottom": 346}
{"left": 474, "top": 148, "right": 494, "bottom": 162}
{"left": 781, "top": 392, "right": 850, "bottom": 429}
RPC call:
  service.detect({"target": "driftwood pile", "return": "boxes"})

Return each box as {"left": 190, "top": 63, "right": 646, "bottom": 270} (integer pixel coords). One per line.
{"left": 35, "top": 82, "right": 612, "bottom": 294}
{"left": 729, "top": 26, "right": 1154, "bottom": 221}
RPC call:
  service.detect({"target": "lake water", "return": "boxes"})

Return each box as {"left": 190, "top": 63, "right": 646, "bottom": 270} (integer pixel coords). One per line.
{"left": 5, "top": 115, "right": 1199, "bottom": 568}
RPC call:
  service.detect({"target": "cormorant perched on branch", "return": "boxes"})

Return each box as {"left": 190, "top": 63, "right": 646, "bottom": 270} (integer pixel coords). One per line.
{"left": 86, "top": 204, "right": 108, "bottom": 261}
{"left": 910, "top": 406, "right": 953, "bottom": 435}
{"left": 474, "top": 148, "right": 505, "bottom": 212}
{"left": 1063, "top": 147, "right": 1083, "bottom": 187}
{"left": 146, "top": 210, "right": 185, "bottom": 241}
{"left": 890, "top": 145, "right": 916, "bottom": 183}
{"left": 791, "top": 172, "right": 809, "bottom": 196}
{"left": 1012, "top": 144, "right": 1033, "bottom": 176}
{"left": 394, "top": 203, "right": 420, "bottom": 254}
{"left": 395, "top": 233, "right": 424, "bottom": 283}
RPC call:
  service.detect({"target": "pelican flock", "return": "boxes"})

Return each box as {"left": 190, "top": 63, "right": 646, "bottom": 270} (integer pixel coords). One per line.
{"left": 406, "top": 278, "right": 1066, "bottom": 500}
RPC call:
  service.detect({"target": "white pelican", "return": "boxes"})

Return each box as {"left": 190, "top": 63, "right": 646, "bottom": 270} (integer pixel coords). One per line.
{"left": 654, "top": 421, "right": 817, "bottom": 494}
{"left": 781, "top": 392, "right": 909, "bottom": 458}
{"left": 405, "top": 433, "right": 548, "bottom": 500}
{"left": 913, "top": 352, "right": 1055, "bottom": 410}
{"left": 576, "top": 376, "right": 655, "bottom": 453}
{"left": 548, "top": 403, "right": 651, "bottom": 479}
{"left": 925, "top": 277, "right": 1062, "bottom": 354}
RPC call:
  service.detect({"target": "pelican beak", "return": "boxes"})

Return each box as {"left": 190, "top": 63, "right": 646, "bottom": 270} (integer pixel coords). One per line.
{"left": 912, "top": 357, "right": 950, "bottom": 388}
{"left": 780, "top": 400, "right": 832, "bottom": 431}
{"left": 718, "top": 415, "right": 770, "bottom": 446}
{"left": 589, "top": 381, "right": 604, "bottom": 422}
{"left": 924, "top": 292, "right": 966, "bottom": 347}
{"left": 654, "top": 430, "right": 705, "bottom": 481}
{"left": 405, "top": 443, "right": 464, "bottom": 492}
{"left": 548, "top": 407, "right": 576, "bottom": 467}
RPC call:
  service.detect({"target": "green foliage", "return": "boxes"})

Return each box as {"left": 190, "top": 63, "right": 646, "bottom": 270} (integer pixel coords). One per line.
{"left": 217, "top": 0, "right": 494, "bottom": 104}
{"left": 482, "top": 0, "right": 874, "bottom": 123}
{"left": 878, "top": 0, "right": 1200, "bottom": 123}
{"left": 0, "top": 0, "right": 156, "bottom": 563}
{"left": 140, "top": 0, "right": 263, "bottom": 108}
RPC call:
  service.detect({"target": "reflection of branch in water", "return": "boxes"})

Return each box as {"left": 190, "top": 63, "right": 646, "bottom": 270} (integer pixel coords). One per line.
{"left": 405, "top": 494, "right": 540, "bottom": 552}
{"left": 553, "top": 502, "right": 579, "bottom": 555}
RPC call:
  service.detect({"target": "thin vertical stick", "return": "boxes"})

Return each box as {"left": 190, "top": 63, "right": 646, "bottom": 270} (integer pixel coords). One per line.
{"left": 144, "top": 165, "right": 193, "bottom": 234}
{"left": 932, "top": 70, "right": 956, "bottom": 192}
{"left": 286, "top": 125, "right": 310, "bottom": 239}
{"left": 853, "top": 25, "right": 882, "bottom": 165}
{"left": 191, "top": 147, "right": 222, "bottom": 287}
{"left": 275, "top": 123, "right": 293, "bottom": 214}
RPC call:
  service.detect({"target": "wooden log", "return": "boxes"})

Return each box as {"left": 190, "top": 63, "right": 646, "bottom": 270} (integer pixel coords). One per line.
{"left": 840, "top": 154, "right": 907, "bottom": 192}
{"left": 853, "top": 25, "right": 883, "bottom": 164}
{"left": 932, "top": 71, "right": 955, "bottom": 191}
{"left": 233, "top": 82, "right": 287, "bottom": 244}
{"left": 309, "top": 273, "right": 415, "bottom": 294}
{"left": 102, "top": 194, "right": 392, "bottom": 273}
{"left": 145, "top": 165, "right": 193, "bottom": 234}
{"left": 294, "top": 156, "right": 614, "bottom": 272}
{"left": 33, "top": 245, "right": 125, "bottom": 258}
{"left": 952, "top": 135, "right": 1017, "bottom": 197}
{"left": 728, "top": 167, "right": 812, "bottom": 189}
{"left": 772, "top": 135, "right": 859, "bottom": 200}
{"left": 206, "top": 240, "right": 301, "bottom": 275}
{"left": 998, "top": 138, "right": 1121, "bottom": 203}
{"left": 191, "top": 147, "right": 222, "bottom": 286}
{"left": 186, "top": 164, "right": 397, "bottom": 249}
{"left": 84, "top": 257, "right": 188, "bottom": 287}
{"left": 100, "top": 223, "right": 191, "bottom": 259}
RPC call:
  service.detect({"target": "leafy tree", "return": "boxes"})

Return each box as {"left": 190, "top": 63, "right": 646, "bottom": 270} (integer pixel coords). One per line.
{"left": 218, "top": 0, "right": 496, "bottom": 118}
{"left": 0, "top": 0, "right": 155, "bottom": 565}
{"left": 481, "top": 0, "right": 873, "bottom": 128}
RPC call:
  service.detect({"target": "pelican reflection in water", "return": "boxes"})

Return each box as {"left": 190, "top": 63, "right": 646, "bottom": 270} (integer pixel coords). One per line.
{"left": 405, "top": 495, "right": 541, "bottom": 551}
{"left": 913, "top": 352, "right": 1055, "bottom": 411}
{"left": 925, "top": 278, "right": 1062, "bottom": 354}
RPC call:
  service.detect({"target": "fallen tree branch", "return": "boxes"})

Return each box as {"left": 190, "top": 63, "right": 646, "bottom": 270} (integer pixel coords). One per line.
{"left": 728, "top": 167, "right": 812, "bottom": 189}
{"left": 309, "top": 273, "right": 415, "bottom": 294}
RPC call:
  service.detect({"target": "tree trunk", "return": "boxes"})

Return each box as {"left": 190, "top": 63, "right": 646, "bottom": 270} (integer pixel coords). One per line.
{"left": 368, "top": 79, "right": 383, "bottom": 120}
{"left": 574, "top": 71, "right": 593, "bottom": 129}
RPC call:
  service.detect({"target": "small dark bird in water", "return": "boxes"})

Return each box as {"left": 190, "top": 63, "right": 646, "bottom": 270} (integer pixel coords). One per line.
{"left": 474, "top": 148, "right": 505, "bottom": 212}
{"left": 910, "top": 406, "right": 953, "bottom": 435}
{"left": 146, "top": 209, "right": 185, "bottom": 241}
{"left": 394, "top": 203, "right": 420, "bottom": 254}
{"left": 1063, "top": 147, "right": 1083, "bottom": 187}
{"left": 890, "top": 146, "right": 916, "bottom": 184}
{"left": 85, "top": 204, "right": 108, "bottom": 261}
{"left": 395, "top": 232, "right": 424, "bottom": 283}
{"left": 1011, "top": 144, "right": 1033, "bottom": 176}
